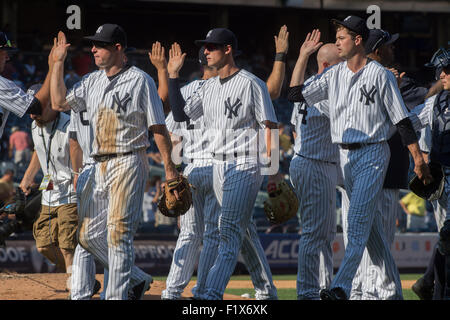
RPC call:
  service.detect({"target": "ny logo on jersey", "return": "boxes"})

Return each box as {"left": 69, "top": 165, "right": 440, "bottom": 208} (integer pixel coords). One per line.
{"left": 359, "top": 84, "right": 377, "bottom": 105}
{"left": 112, "top": 92, "right": 131, "bottom": 114}
{"left": 224, "top": 97, "right": 242, "bottom": 119}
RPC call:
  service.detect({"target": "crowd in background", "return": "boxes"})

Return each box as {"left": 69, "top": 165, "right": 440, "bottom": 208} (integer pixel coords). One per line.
{"left": 0, "top": 44, "right": 439, "bottom": 237}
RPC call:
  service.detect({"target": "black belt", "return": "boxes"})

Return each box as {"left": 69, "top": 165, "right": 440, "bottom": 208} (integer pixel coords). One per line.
{"left": 339, "top": 142, "right": 377, "bottom": 150}
{"left": 296, "top": 153, "right": 337, "bottom": 165}
{"left": 93, "top": 151, "right": 133, "bottom": 162}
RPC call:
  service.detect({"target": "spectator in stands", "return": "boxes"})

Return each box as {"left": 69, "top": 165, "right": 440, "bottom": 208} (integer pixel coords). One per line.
{"left": 139, "top": 175, "right": 162, "bottom": 233}
{"left": 23, "top": 56, "right": 36, "bottom": 82}
{"left": 399, "top": 191, "right": 427, "bottom": 232}
{"left": 71, "top": 45, "right": 92, "bottom": 76}
{"left": 0, "top": 168, "right": 14, "bottom": 190}
{"left": 64, "top": 65, "right": 81, "bottom": 90}
{"left": 8, "top": 126, "right": 32, "bottom": 164}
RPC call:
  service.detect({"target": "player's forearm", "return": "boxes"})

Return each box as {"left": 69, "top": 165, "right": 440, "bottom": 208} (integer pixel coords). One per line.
{"left": 151, "top": 125, "right": 178, "bottom": 178}
{"left": 50, "top": 61, "right": 69, "bottom": 111}
{"left": 156, "top": 68, "right": 170, "bottom": 114}
{"left": 69, "top": 138, "right": 83, "bottom": 174}
{"left": 266, "top": 61, "right": 285, "bottom": 100}
{"left": 34, "top": 62, "right": 53, "bottom": 113}
{"left": 407, "top": 142, "right": 426, "bottom": 167}
{"left": 290, "top": 55, "right": 309, "bottom": 87}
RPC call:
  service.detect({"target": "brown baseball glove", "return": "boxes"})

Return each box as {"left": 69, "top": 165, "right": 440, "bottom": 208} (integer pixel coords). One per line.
{"left": 263, "top": 180, "right": 299, "bottom": 225}
{"left": 157, "top": 175, "right": 193, "bottom": 218}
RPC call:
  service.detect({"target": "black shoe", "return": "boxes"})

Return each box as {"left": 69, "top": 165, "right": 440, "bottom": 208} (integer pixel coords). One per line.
{"left": 128, "top": 276, "right": 153, "bottom": 300}
{"left": 320, "top": 288, "right": 348, "bottom": 300}
{"left": 412, "top": 277, "right": 434, "bottom": 300}
{"left": 91, "top": 280, "right": 101, "bottom": 298}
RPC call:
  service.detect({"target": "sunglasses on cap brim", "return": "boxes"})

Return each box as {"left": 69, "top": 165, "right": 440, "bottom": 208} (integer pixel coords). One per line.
{"left": 204, "top": 43, "right": 226, "bottom": 51}
{"left": 91, "top": 41, "right": 114, "bottom": 48}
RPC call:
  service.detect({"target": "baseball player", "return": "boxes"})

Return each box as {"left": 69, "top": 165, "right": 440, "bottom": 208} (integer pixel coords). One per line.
{"left": 50, "top": 25, "right": 180, "bottom": 300}
{"left": 288, "top": 16, "right": 432, "bottom": 300}
{"left": 20, "top": 84, "right": 78, "bottom": 288}
{"left": 162, "top": 34, "right": 287, "bottom": 299}
{"left": 289, "top": 43, "right": 342, "bottom": 300}
{"left": 409, "top": 47, "right": 450, "bottom": 299}
{"left": 0, "top": 31, "right": 54, "bottom": 139}
{"left": 344, "top": 29, "right": 433, "bottom": 300}
{"left": 169, "top": 28, "right": 279, "bottom": 300}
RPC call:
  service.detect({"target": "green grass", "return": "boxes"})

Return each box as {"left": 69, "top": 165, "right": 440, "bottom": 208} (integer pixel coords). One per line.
{"left": 154, "top": 274, "right": 423, "bottom": 300}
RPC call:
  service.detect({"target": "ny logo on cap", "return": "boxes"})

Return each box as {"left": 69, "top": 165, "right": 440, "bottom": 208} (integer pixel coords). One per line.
{"left": 344, "top": 16, "right": 351, "bottom": 21}
{"left": 206, "top": 30, "right": 213, "bottom": 38}
{"left": 224, "top": 97, "right": 242, "bottom": 119}
{"left": 96, "top": 26, "right": 103, "bottom": 34}
{"left": 359, "top": 84, "right": 377, "bottom": 105}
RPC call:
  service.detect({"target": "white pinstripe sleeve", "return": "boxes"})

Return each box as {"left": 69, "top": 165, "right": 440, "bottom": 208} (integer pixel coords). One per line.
{"left": 410, "top": 95, "right": 436, "bottom": 131}
{"left": 165, "top": 112, "right": 181, "bottom": 133}
{"left": 252, "top": 78, "right": 278, "bottom": 125}
{"left": 290, "top": 104, "right": 298, "bottom": 127}
{"left": 301, "top": 67, "right": 331, "bottom": 107}
{"left": 0, "top": 77, "right": 34, "bottom": 117}
{"left": 66, "top": 75, "right": 89, "bottom": 113}
{"left": 68, "top": 110, "right": 76, "bottom": 133}
{"left": 141, "top": 74, "right": 166, "bottom": 127}
{"left": 381, "top": 70, "right": 409, "bottom": 125}
{"left": 418, "top": 125, "right": 431, "bottom": 153}
{"left": 184, "top": 85, "right": 205, "bottom": 121}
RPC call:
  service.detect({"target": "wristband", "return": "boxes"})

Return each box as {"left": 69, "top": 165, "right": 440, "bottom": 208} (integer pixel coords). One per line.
{"left": 275, "top": 52, "right": 287, "bottom": 62}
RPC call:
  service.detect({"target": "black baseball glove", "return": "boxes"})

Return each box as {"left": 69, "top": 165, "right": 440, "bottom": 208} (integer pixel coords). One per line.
{"left": 409, "top": 162, "right": 445, "bottom": 201}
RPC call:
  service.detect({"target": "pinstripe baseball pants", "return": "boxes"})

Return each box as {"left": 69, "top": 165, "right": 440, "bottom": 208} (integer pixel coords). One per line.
{"left": 341, "top": 186, "right": 400, "bottom": 299}
{"left": 289, "top": 155, "right": 337, "bottom": 300}
{"left": 332, "top": 142, "right": 403, "bottom": 299}
{"left": 199, "top": 161, "right": 266, "bottom": 300}
{"left": 77, "top": 152, "right": 152, "bottom": 300}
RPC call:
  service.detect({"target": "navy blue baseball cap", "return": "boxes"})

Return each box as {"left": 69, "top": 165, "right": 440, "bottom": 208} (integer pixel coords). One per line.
{"left": 332, "top": 15, "right": 370, "bottom": 41}
{"left": 84, "top": 24, "right": 127, "bottom": 47}
{"left": 198, "top": 46, "right": 207, "bottom": 65}
{"left": 0, "top": 31, "right": 17, "bottom": 53}
{"left": 195, "top": 28, "right": 242, "bottom": 56}
{"left": 365, "top": 29, "right": 399, "bottom": 54}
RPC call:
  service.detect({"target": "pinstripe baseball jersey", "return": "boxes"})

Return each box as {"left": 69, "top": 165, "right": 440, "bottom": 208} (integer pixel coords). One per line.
{"left": 291, "top": 99, "right": 338, "bottom": 162}
{"left": 301, "top": 60, "right": 409, "bottom": 144}
{"left": 411, "top": 94, "right": 439, "bottom": 130}
{"left": 0, "top": 106, "right": 8, "bottom": 140}
{"left": 183, "top": 69, "right": 278, "bottom": 162}
{"left": 0, "top": 76, "right": 35, "bottom": 117}
{"left": 166, "top": 79, "right": 211, "bottom": 161}
{"left": 68, "top": 109, "right": 94, "bottom": 165}
{"left": 66, "top": 66, "right": 165, "bottom": 156}
{"left": 31, "top": 112, "right": 77, "bottom": 206}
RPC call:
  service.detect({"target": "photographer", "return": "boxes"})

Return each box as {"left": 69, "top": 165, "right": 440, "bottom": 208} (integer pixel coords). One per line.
{"left": 20, "top": 84, "right": 78, "bottom": 289}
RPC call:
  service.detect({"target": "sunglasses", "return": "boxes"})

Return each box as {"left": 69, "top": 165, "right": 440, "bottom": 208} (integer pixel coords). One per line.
{"left": 204, "top": 43, "right": 224, "bottom": 52}
{"left": 91, "top": 41, "right": 112, "bottom": 49}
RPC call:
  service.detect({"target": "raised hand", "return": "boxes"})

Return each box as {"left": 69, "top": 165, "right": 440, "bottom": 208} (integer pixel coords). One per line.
{"left": 52, "top": 31, "right": 71, "bottom": 63}
{"left": 299, "top": 29, "right": 323, "bottom": 58}
{"left": 275, "top": 25, "right": 289, "bottom": 54}
{"left": 167, "top": 42, "right": 187, "bottom": 78}
{"left": 48, "top": 37, "right": 57, "bottom": 68}
{"left": 148, "top": 41, "right": 167, "bottom": 71}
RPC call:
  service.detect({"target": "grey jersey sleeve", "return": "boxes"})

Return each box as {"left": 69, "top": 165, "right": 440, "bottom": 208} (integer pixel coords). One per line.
{"left": 0, "top": 77, "right": 35, "bottom": 117}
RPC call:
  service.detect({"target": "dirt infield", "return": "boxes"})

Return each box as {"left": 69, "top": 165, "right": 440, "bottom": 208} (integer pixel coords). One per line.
{"left": 0, "top": 272, "right": 416, "bottom": 300}
{"left": 0, "top": 272, "right": 253, "bottom": 300}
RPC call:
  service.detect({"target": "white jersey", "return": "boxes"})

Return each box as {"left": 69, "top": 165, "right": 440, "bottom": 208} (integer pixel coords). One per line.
{"left": 68, "top": 109, "right": 94, "bottom": 165}
{"left": 31, "top": 112, "right": 77, "bottom": 206}
{"left": 411, "top": 94, "right": 439, "bottom": 131}
{"left": 165, "top": 79, "right": 211, "bottom": 162}
{"left": 291, "top": 100, "right": 338, "bottom": 163}
{"left": 301, "top": 60, "right": 409, "bottom": 144}
{"left": 0, "top": 76, "right": 36, "bottom": 137}
{"left": 184, "top": 69, "right": 278, "bottom": 162}
{"left": 66, "top": 66, "right": 165, "bottom": 156}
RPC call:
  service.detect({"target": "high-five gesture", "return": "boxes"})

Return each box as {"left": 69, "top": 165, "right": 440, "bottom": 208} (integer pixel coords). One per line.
{"left": 52, "top": 31, "right": 71, "bottom": 63}
{"left": 300, "top": 29, "right": 323, "bottom": 58}
{"left": 168, "top": 42, "right": 186, "bottom": 78}
{"left": 148, "top": 41, "right": 167, "bottom": 71}
{"left": 275, "top": 25, "right": 289, "bottom": 54}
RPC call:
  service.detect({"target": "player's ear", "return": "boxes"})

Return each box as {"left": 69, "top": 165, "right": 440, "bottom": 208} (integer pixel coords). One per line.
{"left": 354, "top": 35, "right": 363, "bottom": 46}
{"left": 224, "top": 45, "right": 233, "bottom": 55}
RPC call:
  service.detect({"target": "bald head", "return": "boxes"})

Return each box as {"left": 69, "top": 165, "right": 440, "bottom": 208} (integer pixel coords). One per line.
{"left": 317, "top": 43, "right": 343, "bottom": 74}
